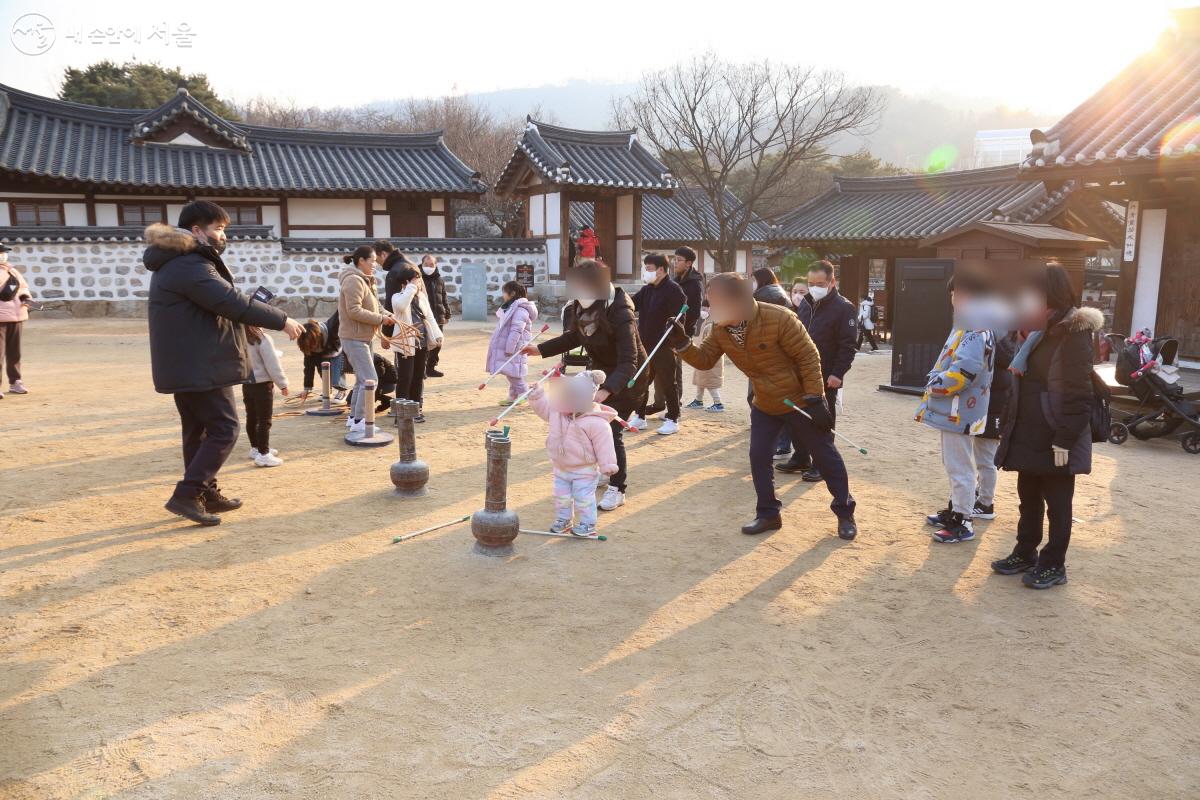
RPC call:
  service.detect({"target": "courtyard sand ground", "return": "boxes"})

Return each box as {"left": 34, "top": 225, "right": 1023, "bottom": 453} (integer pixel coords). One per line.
{"left": 0, "top": 319, "right": 1197, "bottom": 799}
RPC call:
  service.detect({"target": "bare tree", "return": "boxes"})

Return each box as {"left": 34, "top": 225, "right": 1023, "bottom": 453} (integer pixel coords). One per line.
{"left": 615, "top": 55, "right": 882, "bottom": 271}
{"left": 238, "top": 94, "right": 531, "bottom": 237}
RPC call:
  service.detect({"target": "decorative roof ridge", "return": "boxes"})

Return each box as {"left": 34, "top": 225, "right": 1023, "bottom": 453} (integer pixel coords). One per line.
{"left": 0, "top": 82, "right": 143, "bottom": 123}
{"left": 834, "top": 164, "right": 1022, "bottom": 192}
{"left": 132, "top": 87, "right": 250, "bottom": 151}
{"left": 525, "top": 117, "right": 640, "bottom": 144}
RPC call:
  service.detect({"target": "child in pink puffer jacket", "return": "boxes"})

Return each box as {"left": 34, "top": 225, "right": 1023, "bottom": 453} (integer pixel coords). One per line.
{"left": 528, "top": 369, "right": 618, "bottom": 536}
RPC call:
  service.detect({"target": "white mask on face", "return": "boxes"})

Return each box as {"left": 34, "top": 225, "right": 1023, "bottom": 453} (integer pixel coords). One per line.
{"left": 422, "top": 266, "right": 436, "bottom": 275}
{"left": 700, "top": 308, "right": 710, "bottom": 320}
{"left": 808, "top": 286, "right": 829, "bottom": 301}
{"left": 641, "top": 269, "right": 657, "bottom": 284}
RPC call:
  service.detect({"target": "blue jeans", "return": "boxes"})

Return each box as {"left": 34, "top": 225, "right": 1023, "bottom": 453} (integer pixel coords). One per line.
{"left": 330, "top": 353, "right": 346, "bottom": 390}
{"left": 749, "top": 404, "right": 855, "bottom": 520}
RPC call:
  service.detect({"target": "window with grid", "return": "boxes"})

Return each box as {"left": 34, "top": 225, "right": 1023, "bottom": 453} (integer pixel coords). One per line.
{"left": 228, "top": 205, "right": 261, "bottom": 225}
{"left": 119, "top": 204, "right": 166, "bottom": 226}
{"left": 11, "top": 203, "right": 63, "bottom": 226}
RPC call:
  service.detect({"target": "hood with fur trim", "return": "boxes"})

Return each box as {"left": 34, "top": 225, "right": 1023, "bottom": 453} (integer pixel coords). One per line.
{"left": 142, "top": 223, "right": 200, "bottom": 272}
{"left": 1062, "top": 306, "right": 1104, "bottom": 333}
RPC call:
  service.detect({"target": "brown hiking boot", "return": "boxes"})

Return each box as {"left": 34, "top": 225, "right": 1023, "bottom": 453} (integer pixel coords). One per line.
{"left": 166, "top": 494, "right": 221, "bottom": 526}
{"left": 202, "top": 488, "right": 243, "bottom": 513}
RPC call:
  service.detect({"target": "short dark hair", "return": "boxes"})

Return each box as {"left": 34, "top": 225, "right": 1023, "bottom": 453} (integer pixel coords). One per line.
{"left": 674, "top": 246, "right": 697, "bottom": 264}
{"left": 178, "top": 200, "right": 230, "bottom": 231}
{"left": 644, "top": 254, "right": 669, "bottom": 270}
{"left": 752, "top": 267, "right": 779, "bottom": 287}
{"left": 373, "top": 240, "right": 396, "bottom": 255}
{"left": 502, "top": 280, "right": 527, "bottom": 298}
{"left": 947, "top": 273, "right": 987, "bottom": 294}
{"left": 1043, "top": 262, "right": 1076, "bottom": 312}
{"left": 808, "top": 259, "right": 836, "bottom": 279}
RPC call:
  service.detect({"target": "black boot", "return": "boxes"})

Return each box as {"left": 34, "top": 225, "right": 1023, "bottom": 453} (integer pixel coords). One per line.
{"left": 166, "top": 493, "right": 221, "bottom": 526}
{"left": 775, "top": 457, "right": 812, "bottom": 474}
{"left": 837, "top": 516, "right": 858, "bottom": 540}
{"left": 741, "top": 517, "right": 782, "bottom": 535}
{"left": 202, "top": 487, "right": 243, "bottom": 513}
{"left": 1022, "top": 564, "right": 1067, "bottom": 589}
{"left": 426, "top": 368, "right": 444, "bottom": 378}
{"left": 801, "top": 467, "right": 824, "bottom": 483}
{"left": 991, "top": 552, "right": 1036, "bottom": 575}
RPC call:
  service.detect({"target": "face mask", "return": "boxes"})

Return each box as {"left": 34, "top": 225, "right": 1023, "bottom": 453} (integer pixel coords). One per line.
{"left": 422, "top": 266, "right": 436, "bottom": 275}
{"left": 956, "top": 296, "right": 1016, "bottom": 331}
{"left": 700, "top": 308, "right": 710, "bottom": 320}
{"left": 642, "top": 270, "right": 658, "bottom": 284}
{"left": 808, "top": 286, "right": 829, "bottom": 301}
{"left": 792, "top": 292, "right": 806, "bottom": 305}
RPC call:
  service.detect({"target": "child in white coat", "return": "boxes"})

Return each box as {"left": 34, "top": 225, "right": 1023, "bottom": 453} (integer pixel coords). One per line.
{"left": 244, "top": 326, "right": 290, "bottom": 467}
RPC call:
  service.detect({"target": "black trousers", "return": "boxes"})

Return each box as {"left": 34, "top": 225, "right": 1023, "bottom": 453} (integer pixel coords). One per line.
{"left": 394, "top": 348, "right": 428, "bottom": 406}
{"left": 750, "top": 405, "right": 855, "bottom": 520}
{"left": 1014, "top": 471, "right": 1076, "bottom": 568}
{"left": 673, "top": 354, "right": 683, "bottom": 399}
{"left": 241, "top": 381, "right": 274, "bottom": 453}
{"left": 0, "top": 321, "right": 21, "bottom": 383}
{"left": 856, "top": 327, "right": 879, "bottom": 350}
{"left": 789, "top": 387, "right": 838, "bottom": 465}
{"left": 606, "top": 392, "right": 641, "bottom": 493}
{"left": 172, "top": 387, "right": 239, "bottom": 497}
{"left": 638, "top": 346, "right": 681, "bottom": 421}
{"left": 426, "top": 342, "right": 442, "bottom": 373}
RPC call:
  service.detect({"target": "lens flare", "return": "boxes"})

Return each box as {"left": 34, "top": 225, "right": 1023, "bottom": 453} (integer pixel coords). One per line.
{"left": 1161, "top": 117, "right": 1200, "bottom": 155}
{"left": 924, "top": 145, "right": 959, "bottom": 173}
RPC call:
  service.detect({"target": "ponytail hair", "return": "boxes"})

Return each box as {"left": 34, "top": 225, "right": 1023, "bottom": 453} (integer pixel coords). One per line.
{"left": 344, "top": 244, "right": 376, "bottom": 267}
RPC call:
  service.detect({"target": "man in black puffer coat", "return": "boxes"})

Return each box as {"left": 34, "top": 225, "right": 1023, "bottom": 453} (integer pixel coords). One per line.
{"left": 143, "top": 202, "right": 301, "bottom": 525}
{"left": 784, "top": 260, "right": 858, "bottom": 481}
{"left": 670, "top": 247, "right": 705, "bottom": 399}
{"left": 419, "top": 255, "right": 452, "bottom": 378}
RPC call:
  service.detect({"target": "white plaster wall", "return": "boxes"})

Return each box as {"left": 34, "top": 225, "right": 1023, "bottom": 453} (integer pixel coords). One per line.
{"left": 616, "top": 238, "right": 634, "bottom": 275}
{"left": 0, "top": 204, "right": 10, "bottom": 226}
{"left": 431, "top": 198, "right": 445, "bottom": 212}
{"left": 372, "top": 214, "right": 391, "bottom": 238}
{"left": 529, "top": 195, "right": 545, "bottom": 236}
{"left": 64, "top": 203, "right": 88, "bottom": 226}
{"left": 286, "top": 228, "right": 367, "bottom": 239}
{"left": 167, "top": 204, "right": 185, "bottom": 225}
{"left": 262, "top": 205, "right": 282, "bottom": 236}
{"left": 545, "top": 192, "right": 561, "bottom": 235}
{"left": 94, "top": 203, "right": 119, "bottom": 226}
{"left": 1132, "top": 208, "right": 1167, "bottom": 335}
{"left": 372, "top": 198, "right": 387, "bottom": 211}
{"left": 616, "top": 194, "right": 634, "bottom": 236}
{"left": 427, "top": 216, "right": 446, "bottom": 238}
{"left": 735, "top": 249, "right": 748, "bottom": 274}
{"left": 287, "top": 198, "right": 364, "bottom": 226}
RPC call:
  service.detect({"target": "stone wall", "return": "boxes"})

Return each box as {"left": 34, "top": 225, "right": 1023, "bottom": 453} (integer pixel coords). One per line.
{"left": 11, "top": 237, "right": 551, "bottom": 319}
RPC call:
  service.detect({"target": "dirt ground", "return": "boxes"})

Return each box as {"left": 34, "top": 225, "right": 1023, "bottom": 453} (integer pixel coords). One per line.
{"left": 1, "top": 318, "right": 1197, "bottom": 800}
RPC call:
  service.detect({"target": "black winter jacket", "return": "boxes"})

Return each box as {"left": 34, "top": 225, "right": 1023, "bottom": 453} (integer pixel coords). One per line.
{"left": 673, "top": 267, "right": 705, "bottom": 336}
{"left": 421, "top": 267, "right": 451, "bottom": 325}
{"left": 795, "top": 287, "right": 857, "bottom": 380}
{"left": 996, "top": 307, "right": 1102, "bottom": 475}
{"left": 538, "top": 287, "right": 649, "bottom": 402}
{"left": 632, "top": 278, "right": 687, "bottom": 350}
{"left": 980, "top": 331, "right": 1017, "bottom": 439}
{"left": 143, "top": 224, "right": 287, "bottom": 394}
{"left": 753, "top": 283, "right": 794, "bottom": 310}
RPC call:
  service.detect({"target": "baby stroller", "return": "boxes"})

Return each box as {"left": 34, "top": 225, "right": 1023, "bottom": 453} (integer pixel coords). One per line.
{"left": 1105, "top": 332, "right": 1200, "bottom": 454}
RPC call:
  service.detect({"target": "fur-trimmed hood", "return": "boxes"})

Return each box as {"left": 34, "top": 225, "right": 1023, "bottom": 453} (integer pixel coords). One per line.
{"left": 1061, "top": 306, "right": 1104, "bottom": 333}
{"left": 142, "top": 223, "right": 199, "bottom": 272}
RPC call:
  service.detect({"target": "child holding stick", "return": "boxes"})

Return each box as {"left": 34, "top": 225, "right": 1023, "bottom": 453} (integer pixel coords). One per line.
{"left": 528, "top": 370, "right": 618, "bottom": 537}
{"left": 485, "top": 281, "right": 539, "bottom": 404}
{"left": 244, "top": 326, "right": 290, "bottom": 467}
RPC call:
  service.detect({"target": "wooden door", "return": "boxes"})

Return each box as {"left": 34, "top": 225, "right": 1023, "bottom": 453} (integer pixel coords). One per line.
{"left": 388, "top": 197, "right": 430, "bottom": 237}
{"left": 890, "top": 259, "right": 954, "bottom": 389}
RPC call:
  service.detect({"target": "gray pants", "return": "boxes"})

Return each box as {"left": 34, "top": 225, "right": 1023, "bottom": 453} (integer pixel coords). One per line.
{"left": 940, "top": 431, "right": 1000, "bottom": 515}
{"left": 342, "top": 339, "right": 377, "bottom": 421}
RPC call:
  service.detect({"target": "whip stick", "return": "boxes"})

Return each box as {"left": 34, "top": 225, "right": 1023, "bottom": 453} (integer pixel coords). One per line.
{"left": 479, "top": 324, "right": 551, "bottom": 389}
{"left": 627, "top": 304, "right": 688, "bottom": 388}
{"left": 783, "top": 399, "right": 868, "bottom": 455}
{"left": 488, "top": 367, "right": 561, "bottom": 426}
{"left": 392, "top": 515, "right": 470, "bottom": 543}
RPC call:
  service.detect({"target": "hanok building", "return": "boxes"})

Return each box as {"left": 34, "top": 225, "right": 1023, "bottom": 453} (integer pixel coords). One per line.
{"left": 1017, "top": 7, "right": 1200, "bottom": 363}
{"left": 495, "top": 119, "right": 678, "bottom": 280}
{"left": 0, "top": 83, "right": 556, "bottom": 313}
{"left": 569, "top": 187, "right": 773, "bottom": 275}
{"left": 772, "top": 164, "right": 1122, "bottom": 334}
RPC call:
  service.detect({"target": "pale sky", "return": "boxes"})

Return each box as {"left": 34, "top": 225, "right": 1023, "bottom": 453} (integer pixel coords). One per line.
{"left": 0, "top": 0, "right": 1188, "bottom": 120}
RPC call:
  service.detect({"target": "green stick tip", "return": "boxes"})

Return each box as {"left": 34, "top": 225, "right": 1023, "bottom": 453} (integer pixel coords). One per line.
{"left": 598, "top": 535, "right": 607, "bottom": 541}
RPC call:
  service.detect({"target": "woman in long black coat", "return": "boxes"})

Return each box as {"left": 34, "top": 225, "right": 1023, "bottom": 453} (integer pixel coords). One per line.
{"left": 523, "top": 259, "right": 649, "bottom": 512}
{"left": 993, "top": 265, "right": 1103, "bottom": 589}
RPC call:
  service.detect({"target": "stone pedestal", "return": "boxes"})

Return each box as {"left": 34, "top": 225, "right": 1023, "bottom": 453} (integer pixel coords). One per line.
{"left": 390, "top": 399, "right": 429, "bottom": 497}
{"left": 471, "top": 430, "right": 519, "bottom": 554}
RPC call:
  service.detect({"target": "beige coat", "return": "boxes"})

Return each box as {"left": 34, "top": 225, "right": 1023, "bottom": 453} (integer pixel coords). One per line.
{"left": 337, "top": 265, "right": 386, "bottom": 343}
{"left": 387, "top": 279, "right": 444, "bottom": 357}
{"left": 690, "top": 316, "right": 724, "bottom": 390}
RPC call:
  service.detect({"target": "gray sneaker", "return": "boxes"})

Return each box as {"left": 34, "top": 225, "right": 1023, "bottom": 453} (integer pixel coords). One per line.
{"left": 572, "top": 523, "right": 597, "bottom": 537}
{"left": 549, "top": 517, "right": 573, "bottom": 534}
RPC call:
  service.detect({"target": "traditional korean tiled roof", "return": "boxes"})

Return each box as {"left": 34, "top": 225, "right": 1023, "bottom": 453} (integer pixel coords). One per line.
{"left": 282, "top": 237, "right": 547, "bottom": 254}
{"left": 0, "top": 84, "right": 487, "bottom": 196}
{"left": 569, "top": 187, "right": 772, "bottom": 244}
{"left": 495, "top": 119, "right": 678, "bottom": 194}
{"left": 920, "top": 221, "right": 1109, "bottom": 249}
{"left": 1019, "top": 15, "right": 1200, "bottom": 174}
{"left": 0, "top": 224, "right": 274, "bottom": 243}
{"left": 774, "top": 165, "right": 1077, "bottom": 245}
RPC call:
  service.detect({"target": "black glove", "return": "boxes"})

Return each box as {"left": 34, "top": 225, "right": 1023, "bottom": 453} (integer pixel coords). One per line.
{"left": 801, "top": 394, "right": 833, "bottom": 432}
{"left": 666, "top": 319, "right": 690, "bottom": 350}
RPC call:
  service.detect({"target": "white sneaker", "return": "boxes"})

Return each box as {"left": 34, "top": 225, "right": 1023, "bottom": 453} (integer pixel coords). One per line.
{"left": 254, "top": 451, "right": 283, "bottom": 467}
{"left": 349, "top": 419, "right": 368, "bottom": 436}
{"left": 249, "top": 447, "right": 278, "bottom": 460}
{"left": 599, "top": 486, "right": 625, "bottom": 511}
{"left": 657, "top": 419, "right": 679, "bottom": 436}
{"left": 627, "top": 414, "right": 647, "bottom": 431}
{"left": 346, "top": 415, "right": 355, "bottom": 428}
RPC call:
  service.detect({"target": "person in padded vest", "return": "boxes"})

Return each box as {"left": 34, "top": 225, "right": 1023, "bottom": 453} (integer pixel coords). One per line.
{"left": 143, "top": 201, "right": 303, "bottom": 526}
{"left": 665, "top": 273, "right": 858, "bottom": 540}
{"left": 522, "top": 259, "right": 650, "bottom": 512}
